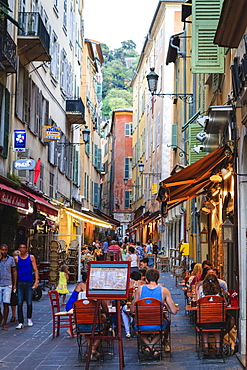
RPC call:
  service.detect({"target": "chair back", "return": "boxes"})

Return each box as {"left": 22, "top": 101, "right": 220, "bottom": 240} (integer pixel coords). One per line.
{"left": 135, "top": 298, "right": 163, "bottom": 328}
{"left": 48, "top": 290, "right": 61, "bottom": 316}
{"left": 197, "top": 295, "right": 226, "bottom": 328}
{"left": 73, "top": 299, "right": 101, "bottom": 327}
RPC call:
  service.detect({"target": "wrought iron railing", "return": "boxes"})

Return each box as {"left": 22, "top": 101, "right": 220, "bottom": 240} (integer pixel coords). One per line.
{"left": 0, "top": 22, "right": 17, "bottom": 72}
{"left": 18, "top": 12, "right": 50, "bottom": 54}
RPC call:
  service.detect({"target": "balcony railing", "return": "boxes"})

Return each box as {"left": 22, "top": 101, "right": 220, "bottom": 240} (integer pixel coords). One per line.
{"left": 66, "top": 98, "right": 85, "bottom": 125}
{"left": 17, "top": 12, "right": 50, "bottom": 61}
{"left": 0, "top": 22, "right": 17, "bottom": 72}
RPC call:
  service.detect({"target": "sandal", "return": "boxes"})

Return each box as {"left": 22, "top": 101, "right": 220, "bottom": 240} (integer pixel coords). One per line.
{"left": 143, "top": 346, "right": 152, "bottom": 358}
{"left": 153, "top": 351, "right": 160, "bottom": 360}
{"left": 10, "top": 317, "right": 16, "bottom": 322}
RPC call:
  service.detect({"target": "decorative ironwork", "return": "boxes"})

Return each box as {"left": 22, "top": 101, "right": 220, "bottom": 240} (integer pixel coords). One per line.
{"left": 0, "top": 22, "right": 17, "bottom": 72}
{"left": 167, "top": 144, "right": 189, "bottom": 164}
{"left": 18, "top": 12, "right": 50, "bottom": 54}
{"left": 153, "top": 93, "right": 193, "bottom": 104}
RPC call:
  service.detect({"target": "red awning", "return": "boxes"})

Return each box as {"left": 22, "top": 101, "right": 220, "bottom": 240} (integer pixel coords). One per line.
{"left": 0, "top": 184, "right": 28, "bottom": 210}
{"left": 22, "top": 191, "right": 58, "bottom": 217}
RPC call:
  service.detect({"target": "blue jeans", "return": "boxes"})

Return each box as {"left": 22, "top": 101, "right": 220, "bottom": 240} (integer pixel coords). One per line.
{"left": 17, "top": 281, "right": 33, "bottom": 324}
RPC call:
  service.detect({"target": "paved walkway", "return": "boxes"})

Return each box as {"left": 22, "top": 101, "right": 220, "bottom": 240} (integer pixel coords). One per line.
{"left": 0, "top": 272, "right": 243, "bottom": 370}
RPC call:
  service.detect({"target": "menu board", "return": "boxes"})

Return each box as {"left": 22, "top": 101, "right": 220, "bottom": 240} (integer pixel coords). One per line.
{"left": 86, "top": 261, "right": 130, "bottom": 299}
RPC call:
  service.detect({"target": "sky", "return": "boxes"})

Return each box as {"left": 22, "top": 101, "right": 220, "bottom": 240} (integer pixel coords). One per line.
{"left": 84, "top": 0, "right": 159, "bottom": 52}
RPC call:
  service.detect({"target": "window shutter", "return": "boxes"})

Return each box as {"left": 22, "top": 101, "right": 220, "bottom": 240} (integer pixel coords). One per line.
{"left": 97, "top": 148, "right": 102, "bottom": 171}
{"left": 188, "top": 123, "right": 208, "bottom": 164}
{"left": 3, "top": 89, "right": 10, "bottom": 158}
{"left": 73, "top": 148, "right": 79, "bottom": 185}
{"left": 171, "top": 124, "right": 178, "bottom": 148}
{"left": 94, "top": 144, "right": 98, "bottom": 168}
{"left": 23, "top": 70, "right": 29, "bottom": 124}
{"left": 192, "top": 0, "right": 224, "bottom": 73}
{"left": 124, "top": 190, "right": 130, "bottom": 209}
{"left": 94, "top": 182, "right": 98, "bottom": 207}
{"left": 85, "top": 137, "right": 90, "bottom": 156}
{"left": 124, "top": 158, "right": 129, "bottom": 179}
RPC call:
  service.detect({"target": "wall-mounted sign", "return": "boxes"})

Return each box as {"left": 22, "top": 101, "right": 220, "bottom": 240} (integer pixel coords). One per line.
{"left": 151, "top": 183, "right": 158, "bottom": 194}
{"left": 42, "top": 126, "right": 61, "bottom": 141}
{"left": 13, "top": 159, "right": 36, "bottom": 170}
{"left": 14, "top": 130, "right": 26, "bottom": 152}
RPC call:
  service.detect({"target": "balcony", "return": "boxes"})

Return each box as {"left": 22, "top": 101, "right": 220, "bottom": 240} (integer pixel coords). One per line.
{"left": 66, "top": 98, "right": 85, "bottom": 125}
{"left": 0, "top": 23, "right": 17, "bottom": 73}
{"left": 17, "top": 12, "right": 50, "bottom": 62}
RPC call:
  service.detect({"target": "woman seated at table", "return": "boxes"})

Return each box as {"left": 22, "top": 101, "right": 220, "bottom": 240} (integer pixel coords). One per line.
{"left": 66, "top": 272, "right": 108, "bottom": 359}
{"left": 197, "top": 273, "right": 227, "bottom": 355}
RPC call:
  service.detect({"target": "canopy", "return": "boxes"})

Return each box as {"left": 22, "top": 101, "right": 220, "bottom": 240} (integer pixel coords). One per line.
{"left": 157, "top": 146, "right": 231, "bottom": 210}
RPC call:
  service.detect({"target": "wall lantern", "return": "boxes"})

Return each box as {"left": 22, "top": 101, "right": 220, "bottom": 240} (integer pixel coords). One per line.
{"left": 123, "top": 178, "right": 128, "bottom": 185}
{"left": 222, "top": 218, "right": 234, "bottom": 243}
{"left": 138, "top": 162, "right": 145, "bottom": 173}
{"left": 82, "top": 126, "right": 90, "bottom": 143}
{"left": 200, "top": 227, "right": 208, "bottom": 243}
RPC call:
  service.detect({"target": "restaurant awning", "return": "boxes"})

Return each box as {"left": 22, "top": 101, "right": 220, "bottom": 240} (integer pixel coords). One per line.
{"left": 22, "top": 190, "right": 58, "bottom": 217}
{"left": 0, "top": 183, "right": 28, "bottom": 210}
{"left": 157, "top": 146, "right": 231, "bottom": 210}
{"left": 64, "top": 208, "right": 113, "bottom": 229}
{"left": 127, "top": 210, "right": 161, "bottom": 232}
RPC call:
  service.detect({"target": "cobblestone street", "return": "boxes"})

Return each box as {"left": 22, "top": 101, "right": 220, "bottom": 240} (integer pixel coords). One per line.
{"left": 0, "top": 273, "right": 243, "bottom": 370}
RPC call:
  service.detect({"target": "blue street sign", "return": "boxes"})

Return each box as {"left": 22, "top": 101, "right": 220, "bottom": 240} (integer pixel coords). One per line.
{"left": 14, "top": 130, "right": 26, "bottom": 152}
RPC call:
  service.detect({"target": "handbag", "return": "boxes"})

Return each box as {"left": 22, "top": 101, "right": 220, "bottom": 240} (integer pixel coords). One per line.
{"left": 10, "top": 290, "right": 18, "bottom": 306}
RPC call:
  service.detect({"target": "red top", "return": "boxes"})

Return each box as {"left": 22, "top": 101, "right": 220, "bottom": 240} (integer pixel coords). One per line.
{"left": 108, "top": 245, "right": 121, "bottom": 261}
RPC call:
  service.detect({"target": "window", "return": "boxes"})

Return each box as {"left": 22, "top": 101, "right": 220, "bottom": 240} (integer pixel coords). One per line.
{"left": 50, "top": 32, "right": 60, "bottom": 82}
{"left": 73, "top": 148, "right": 79, "bottom": 185}
{"left": 60, "top": 49, "right": 68, "bottom": 94}
{"left": 69, "top": 3, "right": 74, "bottom": 46}
{"left": 84, "top": 172, "right": 89, "bottom": 200}
{"left": 94, "top": 182, "right": 99, "bottom": 208}
{"left": 125, "top": 122, "right": 132, "bottom": 136}
{"left": 49, "top": 173, "right": 54, "bottom": 198}
{"left": 125, "top": 190, "right": 132, "bottom": 209}
{"left": 153, "top": 118, "right": 156, "bottom": 152}
{"left": 124, "top": 158, "right": 132, "bottom": 179}
{"left": 0, "top": 84, "right": 10, "bottom": 158}
{"left": 63, "top": 0, "right": 67, "bottom": 31}
{"left": 53, "top": 0, "right": 59, "bottom": 15}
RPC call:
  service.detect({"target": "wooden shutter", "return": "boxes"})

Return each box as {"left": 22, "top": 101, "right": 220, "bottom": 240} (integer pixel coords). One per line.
{"left": 73, "top": 148, "right": 79, "bottom": 185}
{"left": 3, "top": 89, "right": 10, "bottom": 158}
{"left": 171, "top": 124, "right": 178, "bottom": 148}
{"left": 97, "top": 148, "right": 102, "bottom": 171}
{"left": 94, "top": 182, "right": 98, "bottom": 207}
{"left": 192, "top": 0, "right": 224, "bottom": 73}
{"left": 188, "top": 123, "right": 208, "bottom": 164}
{"left": 124, "top": 158, "right": 129, "bottom": 179}
{"left": 94, "top": 144, "right": 98, "bottom": 168}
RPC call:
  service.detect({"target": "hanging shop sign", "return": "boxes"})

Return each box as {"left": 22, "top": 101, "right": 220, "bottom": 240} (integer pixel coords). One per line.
{"left": 152, "top": 183, "right": 158, "bottom": 194}
{"left": 13, "top": 158, "right": 36, "bottom": 170}
{"left": 42, "top": 126, "right": 61, "bottom": 141}
{"left": 13, "top": 130, "right": 26, "bottom": 152}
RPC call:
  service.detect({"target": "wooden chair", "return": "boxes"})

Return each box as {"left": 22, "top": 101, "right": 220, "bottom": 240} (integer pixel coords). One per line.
{"left": 48, "top": 290, "right": 74, "bottom": 338}
{"left": 73, "top": 299, "right": 105, "bottom": 361}
{"left": 134, "top": 298, "right": 170, "bottom": 363}
{"left": 195, "top": 295, "right": 226, "bottom": 358}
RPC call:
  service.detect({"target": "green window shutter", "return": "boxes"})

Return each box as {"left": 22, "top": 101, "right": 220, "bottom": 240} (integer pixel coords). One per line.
{"left": 73, "top": 148, "right": 79, "bottom": 185}
{"left": 94, "top": 144, "right": 98, "bottom": 168}
{"left": 192, "top": 0, "right": 224, "bottom": 73}
{"left": 84, "top": 172, "right": 87, "bottom": 198}
{"left": 97, "top": 148, "right": 102, "bottom": 171}
{"left": 3, "top": 88, "right": 10, "bottom": 158}
{"left": 188, "top": 124, "right": 208, "bottom": 164}
{"left": 171, "top": 124, "right": 178, "bottom": 148}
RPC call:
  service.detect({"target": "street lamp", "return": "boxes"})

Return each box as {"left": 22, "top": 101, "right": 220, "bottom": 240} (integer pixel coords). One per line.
{"left": 123, "top": 178, "right": 141, "bottom": 187}
{"left": 138, "top": 162, "right": 161, "bottom": 179}
{"left": 146, "top": 68, "right": 193, "bottom": 104}
{"left": 57, "top": 126, "right": 90, "bottom": 146}
{"left": 222, "top": 218, "right": 234, "bottom": 243}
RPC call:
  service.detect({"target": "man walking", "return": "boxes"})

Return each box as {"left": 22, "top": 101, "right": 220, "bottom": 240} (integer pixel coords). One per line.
{"left": 0, "top": 244, "right": 17, "bottom": 330}
{"left": 14, "top": 244, "right": 39, "bottom": 329}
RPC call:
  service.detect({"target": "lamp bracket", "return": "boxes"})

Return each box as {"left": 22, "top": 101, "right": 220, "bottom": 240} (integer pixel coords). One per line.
{"left": 153, "top": 93, "right": 193, "bottom": 104}
{"left": 167, "top": 144, "right": 189, "bottom": 164}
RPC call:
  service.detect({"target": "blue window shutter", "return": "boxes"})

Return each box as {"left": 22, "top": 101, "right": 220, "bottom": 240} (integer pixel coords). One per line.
{"left": 94, "top": 182, "right": 98, "bottom": 207}
{"left": 125, "top": 190, "right": 130, "bottom": 209}
{"left": 171, "top": 124, "right": 178, "bottom": 148}
{"left": 97, "top": 148, "right": 102, "bottom": 171}
{"left": 94, "top": 144, "right": 98, "bottom": 168}
{"left": 124, "top": 158, "right": 129, "bottom": 179}
{"left": 192, "top": 0, "right": 224, "bottom": 73}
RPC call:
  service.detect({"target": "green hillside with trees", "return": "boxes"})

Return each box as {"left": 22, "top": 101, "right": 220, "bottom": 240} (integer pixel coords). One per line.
{"left": 101, "top": 40, "right": 139, "bottom": 118}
